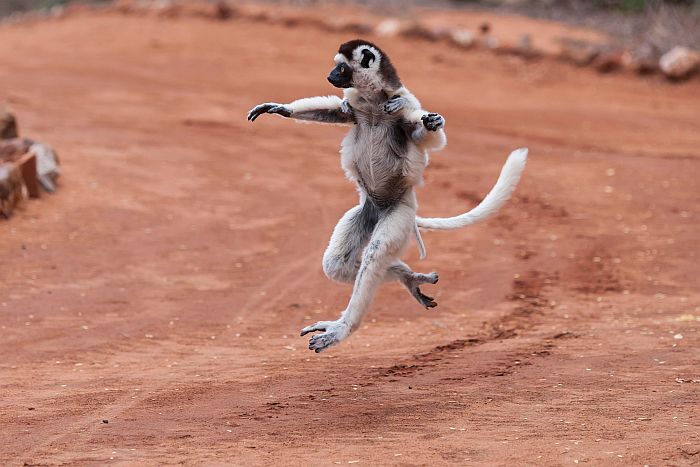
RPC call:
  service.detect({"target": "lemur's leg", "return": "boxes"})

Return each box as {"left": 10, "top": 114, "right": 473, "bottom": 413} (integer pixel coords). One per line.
{"left": 247, "top": 96, "right": 354, "bottom": 125}
{"left": 322, "top": 204, "right": 377, "bottom": 284}
{"left": 322, "top": 204, "right": 438, "bottom": 308}
{"left": 302, "top": 201, "right": 416, "bottom": 352}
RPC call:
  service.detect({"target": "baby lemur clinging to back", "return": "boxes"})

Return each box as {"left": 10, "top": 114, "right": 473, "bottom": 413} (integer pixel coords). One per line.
{"left": 248, "top": 39, "right": 527, "bottom": 353}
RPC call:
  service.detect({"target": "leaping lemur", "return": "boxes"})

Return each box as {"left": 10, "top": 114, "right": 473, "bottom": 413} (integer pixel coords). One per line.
{"left": 248, "top": 39, "right": 528, "bottom": 353}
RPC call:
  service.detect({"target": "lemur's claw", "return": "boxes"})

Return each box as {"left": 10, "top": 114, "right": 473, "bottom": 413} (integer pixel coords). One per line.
{"left": 247, "top": 103, "right": 292, "bottom": 122}
{"left": 300, "top": 320, "right": 350, "bottom": 352}
{"left": 383, "top": 95, "right": 405, "bottom": 114}
{"left": 414, "top": 288, "right": 438, "bottom": 308}
{"left": 421, "top": 113, "right": 445, "bottom": 131}
{"left": 308, "top": 333, "right": 337, "bottom": 352}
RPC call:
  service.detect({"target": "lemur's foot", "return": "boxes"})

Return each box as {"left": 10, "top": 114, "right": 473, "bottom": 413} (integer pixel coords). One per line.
{"left": 383, "top": 95, "right": 407, "bottom": 114}
{"left": 421, "top": 113, "right": 445, "bottom": 131}
{"left": 300, "top": 320, "right": 351, "bottom": 353}
{"left": 405, "top": 272, "right": 439, "bottom": 308}
{"left": 247, "top": 103, "right": 293, "bottom": 121}
{"left": 416, "top": 272, "right": 439, "bottom": 285}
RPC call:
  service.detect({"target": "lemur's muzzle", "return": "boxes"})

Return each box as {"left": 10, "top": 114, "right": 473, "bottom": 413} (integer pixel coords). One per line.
{"left": 328, "top": 63, "right": 352, "bottom": 88}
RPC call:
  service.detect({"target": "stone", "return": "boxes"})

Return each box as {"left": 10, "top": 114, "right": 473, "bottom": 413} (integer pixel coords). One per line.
{"left": 376, "top": 19, "right": 401, "bottom": 37}
{"left": 0, "top": 107, "right": 18, "bottom": 139}
{"left": 558, "top": 38, "right": 601, "bottom": 66}
{"left": 449, "top": 28, "right": 474, "bottom": 49}
{"left": 31, "top": 143, "right": 60, "bottom": 193}
{"left": 622, "top": 44, "right": 660, "bottom": 74}
{"left": 0, "top": 138, "right": 31, "bottom": 159}
{"left": 0, "top": 162, "right": 24, "bottom": 218}
{"left": 659, "top": 46, "right": 700, "bottom": 80}
{"left": 593, "top": 49, "right": 625, "bottom": 73}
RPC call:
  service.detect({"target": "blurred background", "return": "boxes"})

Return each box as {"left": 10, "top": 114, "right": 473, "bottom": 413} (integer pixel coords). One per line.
{"left": 2, "top": 0, "right": 699, "bottom": 51}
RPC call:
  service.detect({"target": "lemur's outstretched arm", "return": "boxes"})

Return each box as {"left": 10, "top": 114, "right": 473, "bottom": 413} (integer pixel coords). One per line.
{"left": 247, "top": 95, "right": 355, "bottom": 125}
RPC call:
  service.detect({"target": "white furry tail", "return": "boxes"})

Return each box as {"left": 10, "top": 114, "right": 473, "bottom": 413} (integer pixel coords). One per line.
{"left": 416, "top": 148, "right": 528, "bottom": 230}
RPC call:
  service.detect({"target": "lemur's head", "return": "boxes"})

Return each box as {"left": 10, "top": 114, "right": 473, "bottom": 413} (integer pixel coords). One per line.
{"left": 328, "top": 39, "right": 402, "bottom": 95}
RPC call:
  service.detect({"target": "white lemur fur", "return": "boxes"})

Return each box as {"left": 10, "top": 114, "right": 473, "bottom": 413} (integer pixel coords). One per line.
{"left": 248, "top": 39, "right": 527, "bottom": 353}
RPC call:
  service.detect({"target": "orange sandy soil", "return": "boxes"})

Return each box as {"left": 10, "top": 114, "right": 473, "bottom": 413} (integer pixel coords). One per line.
{"left": 0, "top": 8, "right": 699, "bottom": 466}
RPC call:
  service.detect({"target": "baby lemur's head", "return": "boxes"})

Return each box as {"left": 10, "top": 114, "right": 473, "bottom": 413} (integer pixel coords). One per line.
{"left": 328, "top": 40, "right": 402, "bottom": 97}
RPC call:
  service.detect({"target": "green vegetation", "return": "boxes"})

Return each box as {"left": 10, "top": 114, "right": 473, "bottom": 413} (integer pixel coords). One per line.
{"left": 594, "top": 0, "right": 698, "bottom": 13}
{"left": 37, "top": 0, "right": 71, "bottom": 10}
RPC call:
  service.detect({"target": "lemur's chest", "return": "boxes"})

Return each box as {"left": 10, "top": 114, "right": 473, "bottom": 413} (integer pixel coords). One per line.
{"left": 350, "top": 109, "right": 411, "bottom": 158}
{"left": 339, "top": 107, "right": 415, "bottom": 204}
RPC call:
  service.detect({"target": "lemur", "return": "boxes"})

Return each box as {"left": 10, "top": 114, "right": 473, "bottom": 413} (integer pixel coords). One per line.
{"left": 248, "top": 39, "right": 528, "bottom": 353}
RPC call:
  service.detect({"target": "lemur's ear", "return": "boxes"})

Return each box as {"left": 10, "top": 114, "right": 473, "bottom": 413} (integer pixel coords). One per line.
{"left": 360, "top": 49, "right": 375, "bottom": 68}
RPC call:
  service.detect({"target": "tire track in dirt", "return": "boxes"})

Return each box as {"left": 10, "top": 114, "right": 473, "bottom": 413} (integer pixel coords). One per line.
{"left": 371, "top": 269, "right": 560, "bottom": 382}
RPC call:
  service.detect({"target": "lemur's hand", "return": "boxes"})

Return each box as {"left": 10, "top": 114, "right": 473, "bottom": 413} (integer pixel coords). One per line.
{"left": 340, "top": 99, "right": 353, "bottom": 114}
{"left": 383, "top": 95, "right": 407, "bottom": 114}
{"left": 421, "top": 113, "right": 445, "bottom": 131}
{"left": 247, "top": 103, "right": 293, "bottom": 122}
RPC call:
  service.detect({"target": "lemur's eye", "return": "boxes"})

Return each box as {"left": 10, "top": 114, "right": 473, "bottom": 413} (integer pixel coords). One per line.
{"left": 339, "top": 65, "right": 345, "bottom": 73}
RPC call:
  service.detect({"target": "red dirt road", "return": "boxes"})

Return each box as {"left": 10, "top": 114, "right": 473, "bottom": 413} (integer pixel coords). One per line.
{"left": 1, "top": 9, "right": 699, "bottom": 466}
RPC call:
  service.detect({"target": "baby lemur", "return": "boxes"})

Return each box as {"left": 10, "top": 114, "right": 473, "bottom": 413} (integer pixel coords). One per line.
{"left": 248, "top": 39, "right": 527, "bottom": 353}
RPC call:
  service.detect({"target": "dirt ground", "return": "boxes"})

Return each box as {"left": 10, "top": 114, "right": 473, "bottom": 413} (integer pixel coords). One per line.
{"left": 0, "top": 7, "right": 699, "bottom": 466}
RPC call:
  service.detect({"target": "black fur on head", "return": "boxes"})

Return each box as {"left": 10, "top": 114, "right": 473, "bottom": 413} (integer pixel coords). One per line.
{"left": 338, "top": 39, "right": 402, "bottom": 90}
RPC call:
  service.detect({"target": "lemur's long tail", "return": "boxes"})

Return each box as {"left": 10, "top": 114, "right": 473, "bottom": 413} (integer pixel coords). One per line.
{"left": 416, "top": 148, "right": 528, "bottom": 230}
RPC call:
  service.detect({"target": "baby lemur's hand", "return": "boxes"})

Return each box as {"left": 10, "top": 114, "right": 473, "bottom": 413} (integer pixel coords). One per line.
{"left": 421, "top": 113, "right": 445, "bottom": 131}
{"left": 247, "top": 103, "right": 293, "bottom": 122}
{"left": 383, "top": 95, "right": 407, "bottom": 115}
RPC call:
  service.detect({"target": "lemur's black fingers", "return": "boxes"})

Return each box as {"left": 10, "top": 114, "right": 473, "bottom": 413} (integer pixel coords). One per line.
{"left": 384, "top": 96, "right": 404, "bottom": 114}
{"left": 420, "top": 291, "right": 438, "bottom": 308}
{"left": 422, "top": 113, "right": 445, "bottom": 131}
{"left": 309, "top": 334, "right": 334, "bottom": 353}
{"left": 340, "top": 100, "right": 353, "bottom": 114}
{"left": 248, "top": 103, "right": 274, "bottom": 122}
{"left": 248, "top": 103, "right": 291, "bottom": 121}
{"left": 410, "top": 286, "right": 438, "bottom": 308}
{"left": 268, "top": 105, "right": 293, "bottom": 118}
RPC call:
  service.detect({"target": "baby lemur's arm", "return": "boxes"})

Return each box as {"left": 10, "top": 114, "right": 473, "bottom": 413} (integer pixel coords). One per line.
{"left": 248, "top": 95, "right": 354, "bottom": 125}
{"left": 382, "top": 87, "right": 446, "bottom": 152}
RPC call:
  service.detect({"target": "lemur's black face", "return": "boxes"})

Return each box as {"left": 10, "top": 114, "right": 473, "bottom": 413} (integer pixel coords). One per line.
{"left": 327, "top": 62, "right": 353, "bottom": 88}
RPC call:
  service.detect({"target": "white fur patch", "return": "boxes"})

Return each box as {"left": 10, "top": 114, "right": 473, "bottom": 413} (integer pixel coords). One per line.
{"left": 343, "top": 88, "right": 361, "bottom": 107}
{"left": 334, "top": 53, "right": 348, "bottom": 65}
{"left": 288, "top": 95, "right": 343, "bottom": 113}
